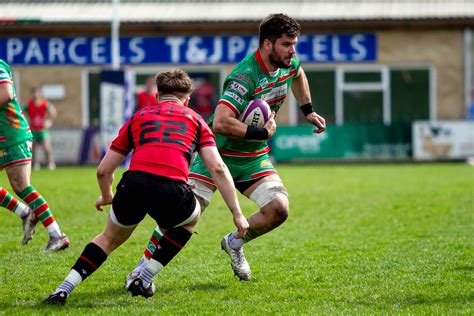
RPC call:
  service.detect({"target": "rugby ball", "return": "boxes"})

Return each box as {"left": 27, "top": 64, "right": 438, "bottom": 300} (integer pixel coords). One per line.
{"left": 239, "top": 99, "right": 271, "bottom": 128}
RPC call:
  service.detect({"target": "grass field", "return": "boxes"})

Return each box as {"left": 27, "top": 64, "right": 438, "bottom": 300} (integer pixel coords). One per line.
{"left": 0, "top": 163, "right": 472, "bottom": 314}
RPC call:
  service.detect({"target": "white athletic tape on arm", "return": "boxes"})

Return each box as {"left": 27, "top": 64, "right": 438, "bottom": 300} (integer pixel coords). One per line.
{"left": 249, "top": 181, "right": 288, "bottom": 208}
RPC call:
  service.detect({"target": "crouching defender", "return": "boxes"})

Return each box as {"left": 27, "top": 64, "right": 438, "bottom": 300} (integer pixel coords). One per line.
{"left": 44, "top": 69, "right": 248, "bottom": 305}
{"left": 125, "top": 13, "right": 326, "bottom": 286}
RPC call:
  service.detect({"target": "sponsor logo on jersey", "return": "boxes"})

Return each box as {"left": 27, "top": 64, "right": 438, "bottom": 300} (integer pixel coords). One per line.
{"left": 261, "top": 84, "right": 287, "bottom": 102}
{"left": 228, "top": 81, "right": 248, "bottom": 96}
{"left": 257, "top": 73, "right": 269, "bottom": 89}
{"left": 234, "top": 73, "right": 253, "bottom": 84}
{"left": 260, "top": 159, "right": 270, "bottom": 167}
{"left": 223, "top": 91, "right": 244, "bottom": 105}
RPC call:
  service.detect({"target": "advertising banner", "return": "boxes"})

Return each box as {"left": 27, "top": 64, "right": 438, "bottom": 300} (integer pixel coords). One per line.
{"left": 0, "top": 34, "right": 376, "bottom": 65}
{"left": 99, "top": 70, "right": 126, "bottom": 155}
{"left": 271, "top": 124, "right": 411, "bottom": 162}
{"left": 412, "top": 121, "right": 474, "bottom": 160}
{"left": 40, "top": 129, "right": 82, "bottom": 164}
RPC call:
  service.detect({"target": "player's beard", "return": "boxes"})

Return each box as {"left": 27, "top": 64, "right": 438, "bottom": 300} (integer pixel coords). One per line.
{"left": 269, "top": 47, "right": 293, "bottom": 69}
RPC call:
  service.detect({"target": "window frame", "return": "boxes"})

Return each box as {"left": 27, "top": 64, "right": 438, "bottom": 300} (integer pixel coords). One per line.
{"left": 291, "top": 64, "right": 436, "bottom": 125}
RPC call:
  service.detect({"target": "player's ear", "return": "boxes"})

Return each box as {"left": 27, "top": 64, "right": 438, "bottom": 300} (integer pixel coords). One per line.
{"left": 155, "top": 91, "right": 160, "bottom": 103}
{"left": 263, "top": 39, "right": 273, "bottom": 52}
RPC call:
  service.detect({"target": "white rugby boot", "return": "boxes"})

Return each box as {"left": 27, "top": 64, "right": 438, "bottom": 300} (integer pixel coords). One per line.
{"left": 43, "top": 234, "right": 69, "bottom": 252}
{"left": 21, "top": 208, "right": 37, "bottom": 245}
{"left": 220, "top": 233, "right": 251, "bottom": 281}
{"left": 127, "top": 277, "right": 156, "bottom": 298}
{"left": 124, "top": 270, "right": 145, "bottom": 289}
{"left": 125, "top": 257, "right": 150, "bottom": 288}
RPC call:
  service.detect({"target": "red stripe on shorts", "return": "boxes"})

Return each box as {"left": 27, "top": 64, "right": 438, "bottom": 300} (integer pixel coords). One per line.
{"left": 189, "top": 173, "right": 214, "bottom": 185}
{"left": 251, "top": 170, "right": 277, "bottom": 179}
{"left": 2, "top": 158, "right": 31, "bottom": 169}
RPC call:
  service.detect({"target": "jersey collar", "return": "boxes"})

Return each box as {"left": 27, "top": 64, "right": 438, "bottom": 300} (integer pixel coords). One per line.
{"left": 255, "top": 49, "right": 270, "bottom": 74}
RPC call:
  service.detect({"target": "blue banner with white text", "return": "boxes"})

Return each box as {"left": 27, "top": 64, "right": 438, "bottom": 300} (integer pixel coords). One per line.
{"left": 0, "top": 34, "right": 376, "bottom": 66}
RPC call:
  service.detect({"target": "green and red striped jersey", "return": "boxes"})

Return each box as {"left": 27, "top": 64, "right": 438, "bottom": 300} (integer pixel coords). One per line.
{"left": 0, "top": 59, "right": 32, "bottom": 149}
{"left": 210, "top": 49, "right": 301, "bottom": 157}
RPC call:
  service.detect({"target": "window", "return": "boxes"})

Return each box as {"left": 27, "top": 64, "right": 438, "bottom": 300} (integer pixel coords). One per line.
{"left": 87, "top": 72, "right": 101, "bottom": 128}
{"left": 299, "top": 70, "right": 335, "bottom": 124}
{"left": 299, "top": 65, "right": 433, "bottom": 125}
{"left": 336, "top": 67, "right": 389, "bottom": 125}
{"left": 390, "top": 69, "right": 430, "bottom": 123}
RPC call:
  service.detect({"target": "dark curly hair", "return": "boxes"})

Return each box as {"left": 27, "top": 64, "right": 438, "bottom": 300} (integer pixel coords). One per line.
{"left": 259, "top": 13, "right": 301, "bottom": 46}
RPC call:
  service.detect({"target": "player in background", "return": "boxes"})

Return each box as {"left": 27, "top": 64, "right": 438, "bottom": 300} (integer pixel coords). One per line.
{"left": 24, "top": 87, "right": 57, "bottom": 170}
{"left": 126, "top": 13, "right": 325, "bottom": 284}
{"left": 0, "top": 59, "right": 69, "bottom": 251}
{"left": 44, "top": 69, "right": 248, "bottom": 305}
{"left": 135, "top": 75, "right": 158, "bottom": 112}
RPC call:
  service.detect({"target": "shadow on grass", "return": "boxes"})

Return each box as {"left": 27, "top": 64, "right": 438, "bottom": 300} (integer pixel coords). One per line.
{"left": 0, "top": 288, "right": 128, "bottom": 310}
{"left": 64, "top": 288, "right": 129, "bottom": 308}
{"left": 400, "top": 293, "right": 474, "bottom": 306}
{"left": 350, "top": 292, "right": 474, "bottom": 308}
{"left": 1, "top": 282, "right": 230, "bottom": 310}
{"left": 146, "top": 280, "right": 229, "bottom": 295}
{"left": 455, "top": 265, "right": 474, "bottom": 272}
{"left": 188, "top": 281, "right": 228, "bottom": 293}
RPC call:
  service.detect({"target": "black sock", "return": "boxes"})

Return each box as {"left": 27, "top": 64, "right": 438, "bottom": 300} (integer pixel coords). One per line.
{"left": 151, "top": 226, "right": 192, "bottom": 266}
{"left": 72, "top": 242, "right": 108, "bottom": 281}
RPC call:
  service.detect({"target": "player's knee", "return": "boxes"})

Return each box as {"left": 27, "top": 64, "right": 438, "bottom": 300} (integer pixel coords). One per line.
{"left": 249, "top": 180, "right": 289, "bottom": 222}
{"left": 267, "top": 197, "right": 289, "bottom": 223}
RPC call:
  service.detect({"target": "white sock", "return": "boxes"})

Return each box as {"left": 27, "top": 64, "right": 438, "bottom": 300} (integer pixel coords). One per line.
{"left": 132, "top": 256, "right": 150, "bottom": 274}
{"left": 228, "top": 231, "right": 244, "bottom": 250}
{"left": 140, "top": 259, "right": 164, "bottom": 287}
{"left": 55, "top": 269, "right": 82, "bottom": 295}
{"left": 14, "top": 204, "right": 29, "bottom": 218}
{"left": 47, "top": 222, "right": 62, "bottom": 238}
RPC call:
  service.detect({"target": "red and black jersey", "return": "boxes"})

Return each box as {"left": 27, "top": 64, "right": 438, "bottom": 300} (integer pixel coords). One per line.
{"left": 110, "top": 100, "right": 216, "bottom": 183}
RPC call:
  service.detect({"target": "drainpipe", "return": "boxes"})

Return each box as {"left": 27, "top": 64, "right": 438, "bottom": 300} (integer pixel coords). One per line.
{"left": 111, "top": 0, "right": 120, "bottom": 70}
{"left": 464, "top": 27, "right": 472, "bottom": 118}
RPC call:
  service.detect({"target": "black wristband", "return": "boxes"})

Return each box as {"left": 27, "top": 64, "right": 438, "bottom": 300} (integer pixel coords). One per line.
{"left": 244, "top": 125, "right": 269, "bottom": 140}
{"left": 300, "top": 102, "right": 314, "bottom": 116}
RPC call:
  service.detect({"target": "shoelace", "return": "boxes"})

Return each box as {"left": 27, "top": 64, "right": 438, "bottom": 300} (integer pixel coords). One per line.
{"left": 231, "top": 248, "right": 245, "bottom": 265}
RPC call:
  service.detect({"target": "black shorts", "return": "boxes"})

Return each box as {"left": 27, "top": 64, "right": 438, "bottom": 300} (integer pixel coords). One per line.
{"left": 111, "top": 171, "right": 197, "bottom": 229}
